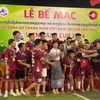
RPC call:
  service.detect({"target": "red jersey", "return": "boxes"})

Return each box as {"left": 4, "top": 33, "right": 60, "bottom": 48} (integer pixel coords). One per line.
{"left": 25, "top": 41, "right": 34, "bottom": 64}
{"left": 32, "top": 48, "right": 43, "bottom": 72}
{"left": 63, "top": 56, "right": 76, "bottom": 75}
{"left": 63, "top": 56, "right": 76, "bottom": 68}
{"left": 16, "top": 51, "right": 26, "bottom": 70}
{"left": 4, "top": 48, "right": 16, "bottom": 70}
{"left": 26, "top": 40, "right": 35, "bottom": 50}
{"left": 72, "top": 47, "right": 79, "bottom": 53}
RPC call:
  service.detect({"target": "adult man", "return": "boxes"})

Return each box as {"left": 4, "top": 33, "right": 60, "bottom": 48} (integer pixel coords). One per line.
{"left": 13, "top": 31, "right": 23, "bottom": 52}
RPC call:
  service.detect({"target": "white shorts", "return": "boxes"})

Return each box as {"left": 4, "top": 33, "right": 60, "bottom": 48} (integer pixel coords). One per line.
{"left": 42, "top": 68, "right": 47, "bottom": 77}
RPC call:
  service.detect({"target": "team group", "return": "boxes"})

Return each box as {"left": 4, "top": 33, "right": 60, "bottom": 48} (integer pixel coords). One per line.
{"left": 0, "top": 31, "right": 100, "bottom": 97}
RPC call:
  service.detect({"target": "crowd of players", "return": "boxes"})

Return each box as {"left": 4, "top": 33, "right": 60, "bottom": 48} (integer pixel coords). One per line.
{"left": 0, "top": 31, "right": 100, "bottom": 97}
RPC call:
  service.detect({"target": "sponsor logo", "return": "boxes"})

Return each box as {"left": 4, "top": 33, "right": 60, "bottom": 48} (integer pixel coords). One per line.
{"left": 0, "top": 7, "right": 9, "bottom": 17}
{"left": 89, "top": 11, "right": 98, "bottom": 20}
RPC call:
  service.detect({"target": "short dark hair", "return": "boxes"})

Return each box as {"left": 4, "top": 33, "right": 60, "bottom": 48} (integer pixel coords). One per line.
{"left": 58, "top": 41, "right": 64, "bottom": 46}
{"left": 8, "top": 39, "right": 15, "bottom": 45}
{"left": 39, "top": 32, "right": 45, "bottom": 36}
{"left": 18, "top": 43, "right": 25, "bottom": 49}
{"left": 52, "top": 33, "right": 57, "bottom": 36}
{"left": 35, "top": 39, "right": 42, "bottom": 46}
{"left": 70, "top": 40, "right": 75, "bottom": 44}
{"left": 52, "top": 40, "right": 58, "bottom": 45}
{"left": 67, "top": 37, "right": 72, "bottom": 40}
{"left": 75, "top": 33, "right": 81, "bottom": 36}
{"left": 13, "top": 31, "right": 19, "bottom": 36}
{"left": 42, "top": 40, "right": 47, "bottom": 44}
{"left": 67, "top": 49, "right": 75, "bottom": 54}
{"left": 97, "top": 41, "right": 100, "bottom": 44}
{"left": 84, "top": 39, "right": 89, "bottom": 43}
{"left": 84, "top": 39, "right": 88, "bottom": 41}
{"left": 84, "top": 42, "right": 90, "bottom": 45}
{"left": 76, "top": 53, "right": 82, "bottom": 58}
{"left": 28, "top": 33, "right": 34, "bottom": 37}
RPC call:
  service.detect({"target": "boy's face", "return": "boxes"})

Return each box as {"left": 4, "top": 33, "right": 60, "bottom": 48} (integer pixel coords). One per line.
{"left": 75, "top": 36, "right": 81, "bottom": 41}
{"left": 96, "top": 43, "right": 100, "bottom": 49}
{"left": 71, "top": 42, "right": 77, "bottom": 49}
{"left": 15, "top": 33, "right": 20, "bottom": 39}
{"left": 11, "top": 41, "right": 16, "bottom": 48}
{"left": 42, "top": 43, "right": 47, "bottom": 49}
{"left": 58, "top": 44, "right": 64, "bottom": 51}
{"left": 84, "top": 44, "right": 90, "bottom": 50}
{"left": 52, "top": 35, "right": 57, "bottom": 41}
{"left": 69, "top": 53, "right": 75, "bottom": 59}
{"left": 66, "top": 39, "right": 72, "bottom": 43}
{"left": 41, "top": 34, "right": 45, "bottom": 40}
{"left": 21, "top": 44, "right": 26, "bottom": 51}
{"left": 30, "top": 35, "right": 35, "bottom": 41}
{"left": 38, "top": 41, "right": 42, "bottom": 48}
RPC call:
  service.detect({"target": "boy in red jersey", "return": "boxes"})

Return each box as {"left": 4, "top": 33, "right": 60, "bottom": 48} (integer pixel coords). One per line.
{"left": 39, "top": 32, "right": 46, "bottom": 40}
{"left": 25, "top": 33, "right": 35, "bottom": 57}
{"left": 41, "top": 40, "right": 49, "bottom": 94}
{"left": 47, "top": 33, "right": 59, "bottom": 51}
{"left": 15, "top": 43, "right": 31, "bottom": 96}
{"left": 4, "top": 39, "right": 17, "bottom": 97}
{"left": 80, "top": 43, "right": 95, "bottom": 91}
{"left": 63, "top": 49, "right": 76, "bottom": 93}
{"left": 25, "top": 39, "right": 56, "bottom": 97}
{"left": 25, "top": 33, "right": 35, "bottom": 79}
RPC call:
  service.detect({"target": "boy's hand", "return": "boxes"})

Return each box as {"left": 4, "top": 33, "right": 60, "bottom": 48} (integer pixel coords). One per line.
{"left": 83, "top": 55, "right": 89, "bottom": 58}
{"left": 6, "top": 69, "right": 9, "bottom": 75}
{"left": 59, "top": 51, "right": 63, "bottom": 55}
{"left": 62, "top": 74, "right": 65, "bottom": 79}
{"left": 93, "top": 59, "right": 98, "bottom": 63}
{"left": 50, "top": 62, "right": 56, "bottom": 67}
{"left": 26, "top": 64, "right": 31, "bottom": 68}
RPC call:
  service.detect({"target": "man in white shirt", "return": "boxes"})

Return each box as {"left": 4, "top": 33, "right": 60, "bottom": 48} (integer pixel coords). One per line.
{"left": 13, "top": 31, "right": 23, "bottom": 52}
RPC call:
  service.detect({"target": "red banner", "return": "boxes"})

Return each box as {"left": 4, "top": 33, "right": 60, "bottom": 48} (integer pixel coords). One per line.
{"left": 90, "top": 0, "right": 100, "bottom": 6}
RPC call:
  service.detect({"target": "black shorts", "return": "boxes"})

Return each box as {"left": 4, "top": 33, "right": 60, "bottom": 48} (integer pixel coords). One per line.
{"left": 16, "top": 69, "right": 25, "bottom": 79}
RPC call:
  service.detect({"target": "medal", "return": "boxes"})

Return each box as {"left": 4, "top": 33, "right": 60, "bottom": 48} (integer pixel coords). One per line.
{"left": 68, "top": 57, "right": 73, "bottom": 70}
{"left": 20, "top": 51, "right": 26, "bottom": 62}
{"left": 6, "top": 75, "right": 9, "bottom": 79}
{"left": 12, "top": 48, "right": 16, "bottom": 61}
{"left": 37, "top": 67, "right": 40, "bottom": 72}
{"left": 13, "top": 57, "right": 15, "bottom": 61}
{"left": 77, "top": 58, "right": 80, "bottom": 62}
{"left": 70, "top": 63, "right": 72, "bottom": 70}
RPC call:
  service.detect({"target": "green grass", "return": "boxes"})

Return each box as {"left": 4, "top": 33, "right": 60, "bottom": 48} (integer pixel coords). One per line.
{"left": 78, "top": 91, "right": 100, "bottom": 100}
{"left": 1, "top": 90, "right": 100, "bottom": 100}
{"left": 0, "top": 92, "right": 84, "bottom": 100}
{"left": 2, "top": 91, "right": 100, "bottom": 100}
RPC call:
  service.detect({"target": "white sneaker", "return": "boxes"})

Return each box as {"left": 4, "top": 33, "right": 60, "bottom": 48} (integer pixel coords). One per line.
{"left": 16, "top": 91, "right": 21, "bottom": 96}
{"left": 4, "top": 93, "right": 8, "bottom": 97}
{"left": 20, "top": 91, "right": 26, "bottom": 95}
{"left": 0, "top": 93, "right": 3, "bottom": 96}
{"left": 81, "top": 89, "right": 85, "bottom": 92}
{"left": 10, "top": 92, "right": 17, "bottom": 96}
{"left": 86, "top": 88, "right": 90, "bottom": 91}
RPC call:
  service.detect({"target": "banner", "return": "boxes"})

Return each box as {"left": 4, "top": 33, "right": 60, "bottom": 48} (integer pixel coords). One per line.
{"left": 0, "top": 4, "right": 100, "bottom": 46}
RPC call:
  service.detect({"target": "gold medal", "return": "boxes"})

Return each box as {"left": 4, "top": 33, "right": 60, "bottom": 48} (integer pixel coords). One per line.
{"left": 13, "top": 58, "right": 15, "bottom": 61}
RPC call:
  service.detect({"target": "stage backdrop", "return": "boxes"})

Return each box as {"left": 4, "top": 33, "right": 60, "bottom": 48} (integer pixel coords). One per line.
{"left": 0, "top": 4, "right": 100, "bottom": 46}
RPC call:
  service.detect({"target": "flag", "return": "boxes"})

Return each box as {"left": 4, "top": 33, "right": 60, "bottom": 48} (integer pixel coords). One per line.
{"left": 90, "top": 0, "right": 100, "bottom": 6}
